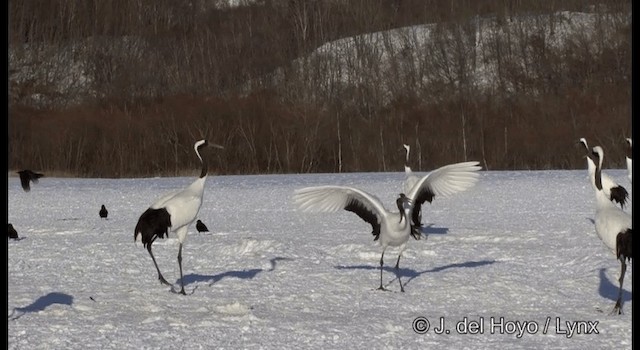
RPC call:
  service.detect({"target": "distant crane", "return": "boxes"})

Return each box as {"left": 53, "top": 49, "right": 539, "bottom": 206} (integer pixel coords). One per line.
{"left": 293, "top": 161, "right": 481, "bottom": 292}
{"left": 17, "top": 170, "right": 44, "bottom": 192}
{"left": 134, "top": 139, "right": 223, "bottom": 295}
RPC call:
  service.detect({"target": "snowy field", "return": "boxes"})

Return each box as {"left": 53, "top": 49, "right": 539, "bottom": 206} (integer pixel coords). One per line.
{"left": 7, "top": 169, "right": 632, "bottom": 349}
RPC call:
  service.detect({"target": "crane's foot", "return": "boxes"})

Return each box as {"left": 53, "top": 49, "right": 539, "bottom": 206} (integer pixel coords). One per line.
{"left": 158, "top": 275, "right": 172, "bottom": 287}
{"left": 169, "top": 285, "right": 197, "bottom": 295}
{"left": 376, "top": 285, "right": 392, "bottom": 292}
{"left": 609, "top": 300, "right": 623, "bottom": 315}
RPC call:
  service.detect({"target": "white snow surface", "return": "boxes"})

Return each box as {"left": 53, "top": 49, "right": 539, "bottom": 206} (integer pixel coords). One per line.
{"left": 8, "top": 170, "right": 632, "bottom": 349}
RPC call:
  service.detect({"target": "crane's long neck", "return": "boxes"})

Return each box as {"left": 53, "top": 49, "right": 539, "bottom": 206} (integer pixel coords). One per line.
{"left": 200, "top": 157, "right": 208, "bottom": 179}
{"left": 396, "top": 194, "right": 410, "bottom": 226}
{"left": 403, "top": 145, "right": 411, "bottom": 173}
{"left": 594, "top": 152, "right": 603, "bottom": 192}
{"left": 593, "top": 149, "right": 616, "bottom": 208}
{"left": 196, "top": 146, "right": 208, "bottom": 179}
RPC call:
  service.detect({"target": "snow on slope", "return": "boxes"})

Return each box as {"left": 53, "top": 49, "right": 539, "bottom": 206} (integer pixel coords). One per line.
{"left": 271, "top": 11, "right": 629, "bottom": 103}
{"left": 8, "top": 170, "right": 632, "bottom": 349}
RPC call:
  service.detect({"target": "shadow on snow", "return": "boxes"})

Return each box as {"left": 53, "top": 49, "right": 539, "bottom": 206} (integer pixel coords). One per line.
{"left": 180, "top": 257, "right": 293, "bottom": 287}
{"left": 335, "top": 259, "right": 496, "bottom": 288}
{"left": 9, "top": 292, "right": 74, "bottom": 320}
{"left": 417, "top": 224, "right": 449, "bottom": 235}
{"left": 598, "top": 268, "right": 632, "bottom": 303}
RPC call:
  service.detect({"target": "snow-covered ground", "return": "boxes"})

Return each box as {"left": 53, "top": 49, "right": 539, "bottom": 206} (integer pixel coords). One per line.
{"left": 8, "top": 169, "right": 632, "bottom": 349}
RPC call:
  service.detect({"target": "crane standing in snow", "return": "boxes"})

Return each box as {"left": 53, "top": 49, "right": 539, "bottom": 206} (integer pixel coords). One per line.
{"left": 134, "top": 139, "right": 223, "bottom": 295}
{"left": 293, "top": 161, "right": 481, "bottom": 292}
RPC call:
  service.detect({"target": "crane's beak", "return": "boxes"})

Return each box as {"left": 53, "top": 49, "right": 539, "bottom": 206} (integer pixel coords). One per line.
{"left": 209, "top": 143, "right": 224, "bottom": 149}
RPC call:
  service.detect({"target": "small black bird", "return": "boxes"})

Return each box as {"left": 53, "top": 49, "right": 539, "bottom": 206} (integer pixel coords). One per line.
{"left": 8, "top": 224, "right": 19, "bottom": 240}
{"left": 17, "top": 170, "right": 44, "bottom": 192}
{"left": 196, "top": 220, "right": 209, "bottom": 233}
{"left": 99, "top": 205, "right": 109, "bottom": 219}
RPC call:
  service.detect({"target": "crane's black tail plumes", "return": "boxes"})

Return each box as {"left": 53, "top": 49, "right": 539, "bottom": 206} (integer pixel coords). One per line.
{"left": 134, "top": 207, "right": 173, "bottom": 287}
{"left": 134, "top": 208, "right": 171, "bottom": 248}
{"left": 616, "top": 228, "right": 632, "bottom": 261}
{"left": 609, "top": 186, "right": 628, "bottom": 210}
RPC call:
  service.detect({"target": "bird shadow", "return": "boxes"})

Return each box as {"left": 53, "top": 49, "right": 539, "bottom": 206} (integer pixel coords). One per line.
{"left": 598, "top": 268, "right": 632, "bottom": 303}
{"left": 335, "top": 259, "right": 496, "bottom": 288}
{"left": 8, "top": 292, "right": 74, "bottom": 320}
{"left": 585, "top": 217, "right": 595, "bottom": 225}
{"left": 418, "top": 224, "right": 449, "bottom": 235}
{"left": 180, "top": 257, "right": 293, "bottom": 287}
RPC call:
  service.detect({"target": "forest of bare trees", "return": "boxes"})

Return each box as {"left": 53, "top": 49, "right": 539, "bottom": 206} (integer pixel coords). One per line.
{"left": 9, "top": 0, "right": 631, "bottom": 177}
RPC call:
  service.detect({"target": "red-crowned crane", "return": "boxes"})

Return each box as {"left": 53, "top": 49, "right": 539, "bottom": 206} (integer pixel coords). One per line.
{"left": 591, "top": 146, "right": 632, "bottom": 314}
{"left": 134, "top": 139, "right": 223, "bottom": 295}
{"left": 293, "top": 161, "right": 481, "bottom": 292}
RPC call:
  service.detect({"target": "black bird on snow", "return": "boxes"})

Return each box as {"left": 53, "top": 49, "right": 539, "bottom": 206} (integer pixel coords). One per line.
{"left": 17, "top": 170, "right": 44, "bottom": 192}
{"left": 8, "top": 224, "right": 19, "bottom": 240}
{"left": 99, "top": 205, "right": 109, "bottom": 219}
{"left": 196, "top": 220, "right": 209, "bottom": 233}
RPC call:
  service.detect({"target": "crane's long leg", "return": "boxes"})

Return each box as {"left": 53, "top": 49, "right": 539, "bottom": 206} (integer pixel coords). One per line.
{"left": 377, "top": 249, "right": 387, "bottom": 291}
{"left": 395, "top": 253, "right": 405, "bottom": 293}
{"left": 612, "top": 258, "right": 627, "bottom": 315}
{"left": 177, "top": 243, "right": 186, "bottom": 295}
{"left": 146, "top": 244, "right": 172, "bottom": 287}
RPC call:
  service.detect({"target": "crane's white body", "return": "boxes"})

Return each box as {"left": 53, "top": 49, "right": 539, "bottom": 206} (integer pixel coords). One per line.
{"left": 592, "top": 146, "right": 632, "bottom": 253}
{"left": 594, "top": 189, "right": 631, "bottom": 254}
{"left": 151, "top": 176, "right": 206, "bottom": 244}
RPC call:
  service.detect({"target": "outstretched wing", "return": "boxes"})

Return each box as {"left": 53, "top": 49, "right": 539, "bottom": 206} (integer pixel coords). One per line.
{"left": 293, "top": 185, "right": 388, "bottom": 239}
{"left": 407, "top": 161, "right": 482, "bottom": 226}
{"left": 30, "top": 171, "right": 44, "bottom": 184}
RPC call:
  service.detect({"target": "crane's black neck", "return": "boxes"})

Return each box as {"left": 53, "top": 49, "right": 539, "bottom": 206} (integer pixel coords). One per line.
{"left": 200, "top": 160, "right": 208, "bottom": 178}
{"left": 396, "top": 194, "right": 408, "bottom": 223}
{"left": 197, "top": 142, "right": 208, "bottom": 178}
{"left": 404, "top": 146, "right": 411, "bottom": 167}
{"left": 627, "top": 142, "right": 633, "bottom": 160}
{"left": 593, "top": 151, "right": 603, "bottom": 191}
